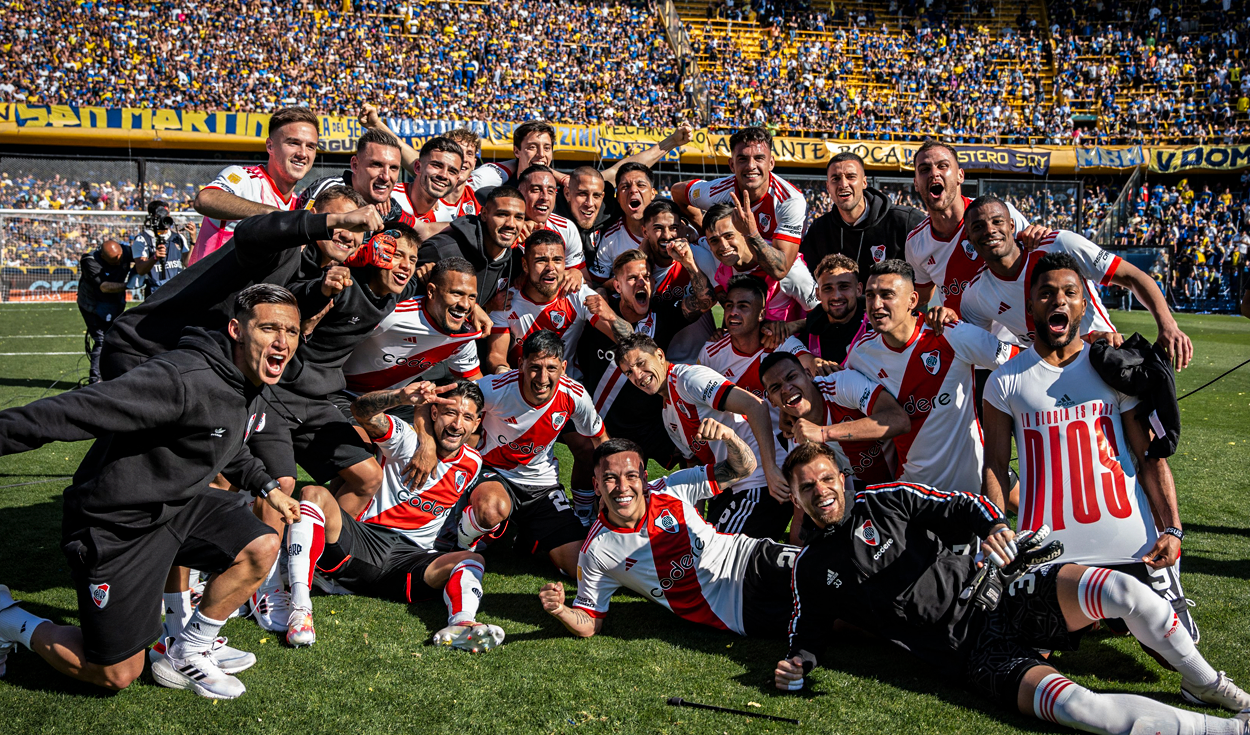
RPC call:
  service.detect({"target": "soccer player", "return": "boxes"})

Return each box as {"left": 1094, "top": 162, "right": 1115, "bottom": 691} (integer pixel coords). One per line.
{"left": 357, "top": 106, "right": 483, "bottom": 220}
{"left": 587, "top": 162, "right": 659, "bottom": 282}
{"left": 703, "top": 200, "right": 819, "bottom": 322}
{"left": 776, "top": 443, "right": 1250, "bottom": 734}
{"left": 297, "top": 128, "right": 406, "bottom": 224}
{"left": 279, "top": 379, "right": 504, "bottom": 652}
{"left": 0, "top": 285, "right": 303, "bottom": 699}
{"left": 342, "top": 254, "right": 483, "bottom": 395}
{"left": 393, "top": 137, "right": 465, "bottom": 223}
{"left": 636, "top": 199, "right": 721, "bottom": 361}
{"left": 191, "top": 106, "right": 319, "bottom": 264}
{"left": 793, "top": 254, "right": 869, "bottom": 363}
{"left": 759, "top": 351, "right": 909, "bottom": 487}
{"left": 469, "top": 121, "right": 557, "bottom": 190}
{"left": 485, "top": 230, "right": 616, "bottom": 374}
{"left": 538, "top": 433, "right": 797, "bottom": 638}
{"left": 518, "top": 164, "right": 585, "bottom": 283}
{"left": 615, "top": 332, "right": 787, "bottom": 502}
{"left": 417, "top": 186, "right": 526, "bottom": 307}
{"left": 449, "top": 331, "right": 607, "bottom": 577}
{"left": 846, "top": 260, "right": 1019, "bottom": 504}
{"left": 983, "top": 251, "right": 1197, "bottom": 640}
{"left": 954, "top": 196, "right": 1192, "bottom": 368}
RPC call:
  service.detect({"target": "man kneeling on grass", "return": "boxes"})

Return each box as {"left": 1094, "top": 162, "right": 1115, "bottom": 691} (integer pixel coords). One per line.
{"left": 280, "top": 378, "right": 505, "bottom": 652}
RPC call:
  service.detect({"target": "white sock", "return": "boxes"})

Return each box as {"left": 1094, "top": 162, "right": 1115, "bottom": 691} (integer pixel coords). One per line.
{"left": 1078, "top": 567, "right": 1218, "bottom": 688}
{"left": 162, "top": 589, "right": 193, "bottom": 640}
{"left": 286, "top": 501, "right": 326, "bottom": 613}
{"left": 1034, "top": 672, "right": 1243, "bottom": 735}
{"left": 443, "top": 559, "right": 485, "bottom": 626}
{"left": 571, "top": 488, "right": 596, "bottom": 519}
{"left": 171, "top": 609, "right": 226, "bottom": 657}
{"left": 0, "top": 604, "right": 49, "bottom": 649}
{"left": 457, "top": 506, "right": 497, "bottom": 550}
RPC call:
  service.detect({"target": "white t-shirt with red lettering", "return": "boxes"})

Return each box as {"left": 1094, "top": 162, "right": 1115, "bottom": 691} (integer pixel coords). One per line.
{"left": 985, "top": 347, "right": 1153, "bottom": 565}
{"left": 960, "top": 230, "right": 1121, "bottom": 346}
{"left": 477, "top": 372, "right": 606, "bottom": 486}
{"left": 846, "top": 321, "right": 1019, "bottom": 493}
{"left": 192, "top": 164, "right": 297, "bottom": 264}
{"left": 905, "top": 197, "right": 1029, "bottom": 313}
{"left": 342, "top": 297, "right": 482, "bottom": 393}
{"left": 490, "top": 285, "right": 600, "bottom": 366}
{"left": 358, "top": 417, "right": 484, "bottom": 548}
{"left": 661, "top": 363, "right": 766, "bottom": 489}
{"left": 680, "top": 173, "right": 806, "bottom": 250}
{"left": 572, "top": 466, "right": 761, "bottom": 635}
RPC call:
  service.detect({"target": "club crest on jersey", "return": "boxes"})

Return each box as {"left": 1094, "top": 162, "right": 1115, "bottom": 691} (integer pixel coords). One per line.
{"left": 549, "top": 310, "right": 567, "bottom": 329}
{"left": 960, "top": 239, "right": 977, "bottom": 260}
{"left": 655, "top": 509, "right": 681, "bottom": 534}
{"left": 757, "top": 213, "right": 772, "bottom": 232}
{"left": 463, "top": 202, "right": 477, "bottom": 215}
{"left": 550, "top": 412, "right": 568, "bottom": 431}
{"left": 871, "top": 244, "right": 887, "bottom": 263}
{"left": 89, "top": 582, "right": 110, "bottom": 609}
{"left": 454, "top": 471, "right": 468, "bottom": 491}
{"left": 854, "top": 520, "right": 879, "bottom": 546}
{"left": 922, "top": 349, "right": 942, "bottom": 375}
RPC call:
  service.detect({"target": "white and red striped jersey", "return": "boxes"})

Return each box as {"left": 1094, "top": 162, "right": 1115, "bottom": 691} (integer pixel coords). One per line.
{"left": 572, "top": 466, "right": 761, "bottom": 635}
{"left": 661, "top": 363, "right": 765, "bottom": 489}
{"left": 191, "top": 164, "right": 296, "bottom": 264}
{"left": 343, "top": 297, "right": 483, "bottom": 393}
{"left": 588, "top": 219, "right": 644, "bottom": 281}
{"left": 490, "top": 285, "right": 601, "bottom": 366}
{"left": 905, "top": 196, "right": 1029, "bottom": 313}
{"left": 680, "top": 173, "right": 806, "bottom": 249}
{"left": 537, "top": 213, "right": 586, "bottom": 270}
{"left": 960, "top": 230, "right": 1120, "bottom": 346}
{"left": 358, "top": 416, "right": 484, "bottom": 548}
{"left": 393, "top": 182, "right": 478, "bottom": 223}
{"left": 985, "top": 347, "right": 1153, "bottom": 565}
{"left": 846, "top": 321, "right": 1019, "bottom": 493}
{"left": 712, "top": 255, "right": 819, "bottom": 322}
{"left": 810, "top": 372, "right": 899, "bottom": 484}
{"left": 477, "top": 371, "right": 606, "bottom": 486}
{"left": 651, "top": 243, "right": 721, "bottom": 302}
{"left": 468, "top": 159, "right": 519, "bottom": 191}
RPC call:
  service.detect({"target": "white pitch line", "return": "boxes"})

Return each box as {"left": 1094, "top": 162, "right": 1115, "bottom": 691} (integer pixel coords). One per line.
{"left": 0, "top": 334, "right": 81, "bottom": 338}
{"left": 0, "top": 351, "right": 81, "bottom": 356}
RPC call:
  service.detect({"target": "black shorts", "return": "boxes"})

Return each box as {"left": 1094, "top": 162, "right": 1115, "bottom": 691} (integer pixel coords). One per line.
{"left": 61, "top": 490, "right": 275, "bottom": 666}
{"left": 247, "top": 386, "right": 376, "bottom": 483}
{"left": 962, "top": 563, "right": 1087, "bottom": 707}
{"left": 480, "top": 470, "right": 587, "bottom": 556}
{"left": 1101, "top": 561, "right": 1198, "bottom": 642}
{"left": 741, "top": 539, "right": 800, "bottom": 638}
{"left": 316, "top": 508, "right": 445, "bottom": 603}
{"left": 705, "top": 485, "right": 794, "bottom": 541}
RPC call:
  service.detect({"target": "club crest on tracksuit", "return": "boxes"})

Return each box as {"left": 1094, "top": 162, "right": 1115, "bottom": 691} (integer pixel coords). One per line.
{"left": 854, "top": 520, "right": 879, "bottom": 546}
{"left": 89, "top": 582, "right": 110, "bottom": 609}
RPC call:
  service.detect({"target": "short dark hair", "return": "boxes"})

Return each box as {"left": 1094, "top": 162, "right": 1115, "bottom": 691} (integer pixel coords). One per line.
{"left": 269, "top": 106, "right": 319, "bottom": 138}
{"left": 614, "top": 333, "right": 661, "bottom": 366}
{"left": 703, "top": 202, "right": 735, "bottom": 232}
{"left": 728, "top": 126, "right": 772, "bottom": 154}
{"left": 518, "top": 164, "right": 558, "bottom": 185}
{"left": 781, "top": 441, "right": 842, "bottom": 484}
{"left": 513, "top": 121, "right": 556, "bottom": 150}
{"left": 965, "top": 194, "right": 1010, "bottom": 220}
{"left": 436, "top": 376, "right": 485, "bottom": 413}
{"left": 642, "top": 199, "right": 680, "bottom": 224}
{"left": 867, "top": 258, "right": 915, "bottom": 285}
{"left": 759, "top": 350, "right": 804, "bottom": 379}
{"left": 568, "top": 166, "right": 603, "bottom": 187}
{"left": 725, "top": 274, "right": 767, "bottom": 302}
{"left": 524, "top": 229, "right": 565, "bottom": 254}
{"left": 914, "top": 139, "right": 961, "bottom": 167}
{"left": 827, "top": 151, "right": 866, "bottom": 172}
{"left": 420, "top": 136, "right": 464, "bottom": 162}
{"left": 234, "top": 283, "right": 298, "bottom": 321}
{"left": 356, "top": 127, "right": 401, "bottom": 155}
{"left": 814, "top": 253, "right": 859, "bottom": 279}
{"left": 521, "top": 329, "right": 565, "bottom": 361}
{"left": 615, "top": 162, "right": 654, "bottom": 186}
{"left": 611, "top": 248, "right": 648, "bottom": 274}
{"left": 313, "top": 185, "right": 367, "bottom": 211}
{"left": 1030, "top": 251, "right": 1084, "bottom": 290}
{"left": 430, "top": 256, "right": 476, "bottom": 286}
{"left": 592, "top": 437, "right": 647, "bottom": 470}
{"left": 485, "top": 185, "right": 524, "bottom": 205}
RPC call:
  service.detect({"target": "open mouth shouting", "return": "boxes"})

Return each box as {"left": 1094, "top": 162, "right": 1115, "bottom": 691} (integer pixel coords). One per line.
{"left": 925, "top": 180, "right": 946, "bottom": 203}
{"left": 780, "top": 387, "right": 808, "bottom": 416}
{"left": 624, "top": 194, "right": 645, "bottom": 217}
{"left": 1045, "top": 309, "right": 1071, "bottom": 340}
{"left": 263, "top": 350, "right": 288, "bottom": 380}
{"left": 631, "top": 286, "right": 650, "bottom": 311}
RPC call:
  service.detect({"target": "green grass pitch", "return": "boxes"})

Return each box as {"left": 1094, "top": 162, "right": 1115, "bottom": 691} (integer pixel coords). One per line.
{"left": 0, "top": 304, "right": 1247, "bottom": 734}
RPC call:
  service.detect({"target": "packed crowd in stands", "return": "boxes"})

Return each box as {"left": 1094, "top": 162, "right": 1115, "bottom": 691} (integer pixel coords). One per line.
{"left": 0, "top": 173, "right": 149, "bottom": 210}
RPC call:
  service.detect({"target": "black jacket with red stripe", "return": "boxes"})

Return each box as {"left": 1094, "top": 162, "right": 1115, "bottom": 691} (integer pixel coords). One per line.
{"left": 787, "top": 481, "right": 1005, "bottom": 673}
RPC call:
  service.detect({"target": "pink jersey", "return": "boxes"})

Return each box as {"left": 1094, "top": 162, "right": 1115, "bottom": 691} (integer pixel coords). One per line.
{"left": 478, "top": 371, "right": 605, "bottom": 486}
{"left": 681, "top": 173, "right": 806, "bottom": 249}
{"left": 846, "top": 321, "right": 1019, "bottom": 492}
{"left": 661, "top": 363, "right": 766, "bottom": 489}
{"left": 343, "top": 297, "right": 482, "bottom": 393}
{"left": 811, "top": 372, "right": 898, "bottom": 485}
{"left": 712, "top": 256, "right": 819, "bottom": 322}
{"left": 490, "top": 285, "right": 600, "bottom": 366}
{"left": 572, "top": 466, "right": 761, "bottom": 634}
{"left": 588, "top": 219, "right": 644, "bottom": 281}
{"left": 986, "top": 347, "right": 1154, "bottom": 565}
{"left": 358, "top": 416, "right": 484, "bottom": 548}
{"left": 960, "top": 230, "right": 1121, "bottom": 346}
{"left": 905, "top": 196, "right": 1029, "bottom": 313}
{"left": 191, "top": 164, "right": 296, "bottom": 264}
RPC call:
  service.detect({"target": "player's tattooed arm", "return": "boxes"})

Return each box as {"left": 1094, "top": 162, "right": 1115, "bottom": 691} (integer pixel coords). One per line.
{"left": 586, "top": 293, "right": 634, "bottom": 343}
{"left": 695, "top": 418, "right": 757, "bottom": 487}
{"left": 351, "top": 382, "right": 458, "bottom": 441}
{"left": 746, "top": 232, "right": 791, "bottom": 280}
{"left": 681, "top": 267, "right": 717, "bottom": 320}
{"left": 539, "top": 582, "right": 603, "bottom": 637}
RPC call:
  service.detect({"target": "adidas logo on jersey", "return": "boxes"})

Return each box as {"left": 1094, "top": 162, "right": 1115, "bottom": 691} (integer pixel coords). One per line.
{"left": 997, "top": 301, "right": 1011, "bottom": 314}
{"left": 927, "top": 256, "right": 936, "bottom": 266}
{"left": 504, "top": 416, "right": 518, "bottom": 425}
{"left": 724, "top": 367, "right": 735, "bottom": 377}
{"left": 877, "top": 368, "right": 888, "bottom": 380}
{"left": 403, "top": 336, "right": 421, "bottom": 344}
{"left": 854, "top": 520, "right": 879, "bottom": 547}
{"left": 625, "top": 557, "right": 637, "bottom": 570}
{"left": 1055, "top": 394, "right": 1076, "bottom": 408}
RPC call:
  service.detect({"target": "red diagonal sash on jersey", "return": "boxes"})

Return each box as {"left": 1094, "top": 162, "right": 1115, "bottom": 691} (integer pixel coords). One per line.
{"left": 509, "top": 297, "right": 579, "bottom": 364}
{"left": 890, "top": 331, "right": 957, "bottom": 474}
{"left": 483, "top": 393, "right": 573, "bottom": 470}
{"left": 665, "top": 368, "right": 717, "bottom": 465}
{"left": 823, "top": 393, "right": 896, "bottom": 484}
{"left": 1021, "top": 248, "right": 1047, "bottom": 342}
{"left": 346, "top": 339, "right": 471, "bottom": 392}
{"left": 655, "top": 262, "right": 691, "bottom": 301}
{"left": 646, "top": 493, "right": 728, "bottom": 630}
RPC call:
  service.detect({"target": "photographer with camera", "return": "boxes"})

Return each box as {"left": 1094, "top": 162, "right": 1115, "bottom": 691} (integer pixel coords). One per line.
{"left": 77, "top": 239, "right": 133, "bottom": 384}
{"left": 133, "top": 200, "right": 195, "bottom": 298}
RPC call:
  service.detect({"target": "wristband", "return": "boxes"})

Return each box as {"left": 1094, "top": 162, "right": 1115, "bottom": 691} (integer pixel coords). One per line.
{"left": 252, "top": 479, "right": 280, "bottom": 499}
{"left": 1163, "top": 527, "right": 1185, "bottom": 542}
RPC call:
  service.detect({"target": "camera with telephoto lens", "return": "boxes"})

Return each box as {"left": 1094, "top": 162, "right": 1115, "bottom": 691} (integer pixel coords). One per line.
{"left": 146, "top": 200, "right": 175, "bottom": 232}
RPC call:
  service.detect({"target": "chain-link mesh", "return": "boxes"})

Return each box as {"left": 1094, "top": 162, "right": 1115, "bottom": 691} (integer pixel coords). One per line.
{"left": 0, "top": 210, "right": 154, "bottom": 302}
{"left": 0, "top": 156, "right": 142, "bottom": 210}
{"left": 978, "top": 179, "right": 1084, "bottom": 233}
{"left": 143, "top": 159, "right": 343, "bottom": 208}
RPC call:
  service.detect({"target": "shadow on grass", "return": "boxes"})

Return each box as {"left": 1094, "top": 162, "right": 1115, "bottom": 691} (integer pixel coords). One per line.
{"left": 1177, "top": 554, "right": 1250, "bottom": 580}
{"left": 0, "top": 378, "right": 76, "bottom": 389}
{"left": 0, "top": 494, "right": 68, "bottom": 592}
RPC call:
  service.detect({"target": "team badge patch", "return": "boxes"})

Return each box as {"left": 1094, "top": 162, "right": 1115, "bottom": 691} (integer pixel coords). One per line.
{"left": 550, "top": 412, "right": 568, "bottom": 431}
{"left": 871, "top": 244, "right": 886, "bottom": 263}
{"left": 757, "top": 213, "right": 772, "bottom": 232}
{"left": 961, "top": 238, "right": 977, "bottom": 260}
{"left": 922, "top": 350, "right": 941, "bottom": 375}
{"left": 89, "top": 582, "right": 111, "bottom": 609}
{"left": 854, "top": 520, "right": 879, "bottom": 547}
{"left": 549, "top": 310, "right": 567, "bottom": 329}
{"left": 454, "top": 470, "right": 468, "bottom": 491}
{"left": 463, "top": 202, "right": 477, "bottom": 215}
{"left": 655, "top": 509, "right": 681, "bottom": 534}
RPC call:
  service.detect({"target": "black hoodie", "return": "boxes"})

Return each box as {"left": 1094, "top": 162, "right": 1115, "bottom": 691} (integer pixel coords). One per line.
{"left": 0, "top": 328, "right": 275, "bottom": 533}
{"left": 418, "top": 214, "right": 519, "bottom": 305}
{"left": 800, "top": 187, "right": 925, "bottom": 278}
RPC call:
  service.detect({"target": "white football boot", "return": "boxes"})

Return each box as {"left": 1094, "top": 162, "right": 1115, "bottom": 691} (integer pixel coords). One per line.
{"left": 149, "top": 636, "right": 256, "bottom": 674}
{"left": 250, "top": 585, "right": 291, "bottom": 633}
{"left": 1182, "top": 672, "right": 1250, "bottom": 711}
{"left": 432, "top": 622, "right": 505, "bottom": 652}
{"left": 151, "top": 636, "right": 246, "bottom": 699}
{"left": 285, "top": 608, "right": 316, "bottom": 648}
